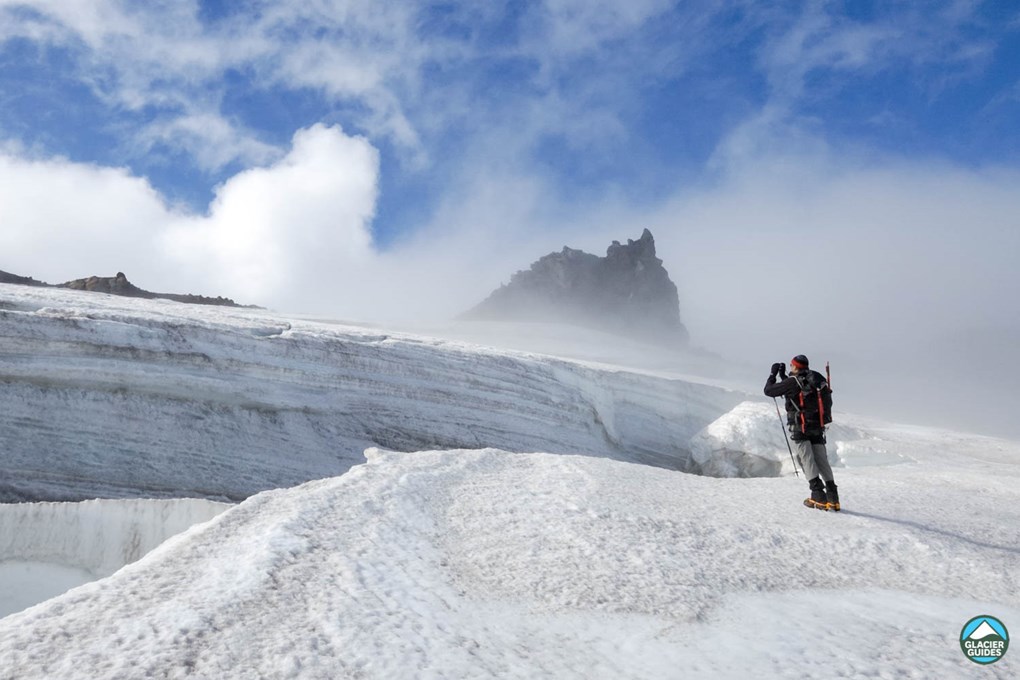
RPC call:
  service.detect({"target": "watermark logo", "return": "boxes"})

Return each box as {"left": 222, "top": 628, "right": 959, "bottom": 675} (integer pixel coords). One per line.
{"left": 960, "top": 615, "right": 1009, "bottom": 665}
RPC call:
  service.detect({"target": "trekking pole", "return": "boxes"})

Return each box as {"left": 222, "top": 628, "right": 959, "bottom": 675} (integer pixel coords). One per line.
{"left": 774, "top": 397, "right": 800, "bottom": 477}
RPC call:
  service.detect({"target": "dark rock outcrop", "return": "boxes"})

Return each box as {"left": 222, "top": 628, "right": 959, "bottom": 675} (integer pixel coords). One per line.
{"left": 464, "top": 229, "right": 689, "bottom": 346}
{"left": 60, "top": 272, "right": 246, "bottom": 307}
{"left": 1, "top": 269, "right": 250, "bottom": 308}
{"left": 0, "top": 270, "right": 48, "bottom": 287}
{"left": 62, "top": 272, "right": 147, "bottom": 296}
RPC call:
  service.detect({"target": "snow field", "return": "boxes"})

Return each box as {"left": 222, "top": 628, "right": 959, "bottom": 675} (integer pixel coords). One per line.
{"left": 0, "top": 448, "right": 1017, "bottom": 679}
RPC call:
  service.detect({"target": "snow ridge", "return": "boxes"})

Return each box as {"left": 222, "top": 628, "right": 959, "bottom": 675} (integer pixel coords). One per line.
{"left": 1, "top": 449, "right": 1017, "bottom": 679}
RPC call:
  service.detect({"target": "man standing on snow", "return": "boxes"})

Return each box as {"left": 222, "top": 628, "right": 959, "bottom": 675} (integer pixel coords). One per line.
{"left": 764, "top": 355, "right": 840, "bottom": 511}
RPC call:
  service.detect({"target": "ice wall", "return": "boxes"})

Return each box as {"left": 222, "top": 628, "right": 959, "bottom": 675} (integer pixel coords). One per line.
{"left": 0, "top": 497, "right": 230, "bottom": 617}
{"left": 1, "top": 286, "right": 899, "bottom": 501}
{"left": 0, "top": 286, "right": 746, "bottom": 501}
{"left": 0, "top": 498, "right": 230, "bottom": 577}
{"left": 688, "top": 401, "right": 901, "bottom": 477}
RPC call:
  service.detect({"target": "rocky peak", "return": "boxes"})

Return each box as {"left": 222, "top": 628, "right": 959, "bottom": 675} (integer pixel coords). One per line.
{"left": 607, "top": 228, "right": 657, "bottom": 261}
{"left": 62, "top": 272, "right": 142, "bottom": 296}
{"left": 463, "top": 230, "right": 689, "bottom": 347}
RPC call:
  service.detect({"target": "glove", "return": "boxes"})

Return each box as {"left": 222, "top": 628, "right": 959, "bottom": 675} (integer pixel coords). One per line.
{"left": 778, "top": 362, "right": 787, "bottom": 378}
{"left": 770, "top": 362, "right": 784, "bottom": 377}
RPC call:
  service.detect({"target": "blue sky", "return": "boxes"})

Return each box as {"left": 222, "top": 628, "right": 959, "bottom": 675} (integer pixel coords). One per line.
{"left": 2, "top": 1, "right": 1020, "bottom": 434}
{"left": 2, "top": 1, "right": 1017, "bottom": 244}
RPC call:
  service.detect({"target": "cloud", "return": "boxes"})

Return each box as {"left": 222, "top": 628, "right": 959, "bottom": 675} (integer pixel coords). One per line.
{"left": 0, "top": 119, "right": 550, "bottom": 321}
{"left": 0, "top": 151, "right": 170, "bottom": 282}
{"left": 399, "top": 125, "right": 1020, "bottom": 362}
{"left": 625, "top": 127, "right": 1020, "bottom": 436}
{"left": 0, "top": 0, "right": 1005, "bottom": 184}
{"left": 521, "top": 0, "right": 675, "bottom": 60}
{"left": 0, "top": 0, "right": 428, "bottom": 167}
{"left": 2, "top": 2, "right": 1019, "bottom": 437}
{"left": 2, "top": 114, "right": 1020, "bottom": 436}
{"left": 0, "top": 1, "right": 747, "bottom": 175}
{"left": 652, "top": 154, "right": 1020, "bottom": 360}
{"left": 1, "top": 2, "right": 1015, "bottom": 304}
{"left": 163, "top": 124, "right": 379, "bottom": 305}
{"left": 136, "top": 113, "right": 282, "bottom": 173}
{"left": 753, "top": 1, "right": 997, "bottom": 108}
{"left": 0, "top": 125, "right": 380, "bottom": 310}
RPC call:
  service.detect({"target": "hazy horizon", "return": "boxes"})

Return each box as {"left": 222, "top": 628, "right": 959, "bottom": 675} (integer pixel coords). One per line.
{"left": 1, "top": 2, "right": 1018, "bottom": 439}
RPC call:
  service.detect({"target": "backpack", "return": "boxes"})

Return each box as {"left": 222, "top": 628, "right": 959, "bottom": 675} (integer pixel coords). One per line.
{"left": 792, "top": 370, "right": 833, "bottom": 431}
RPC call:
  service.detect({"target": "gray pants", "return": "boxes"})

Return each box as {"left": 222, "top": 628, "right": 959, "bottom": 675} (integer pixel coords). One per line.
{"left": 792, "top": 439, "right": 834, "bottom": 482}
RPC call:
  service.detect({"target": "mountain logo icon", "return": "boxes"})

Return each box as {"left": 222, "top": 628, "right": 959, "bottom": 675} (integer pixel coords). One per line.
{"left": 960, "top": 615, "right": 1009, "bottom": 665}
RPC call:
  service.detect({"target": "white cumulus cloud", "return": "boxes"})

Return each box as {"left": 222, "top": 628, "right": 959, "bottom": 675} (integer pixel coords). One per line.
{"left": 0, "top": 152, "right": 169, "bottom": 282}
{"left": 163, "top": 124, "right": 378, "bottom": 305}
{"left": 1, "top": 125, "right": 380, "bottom": 311}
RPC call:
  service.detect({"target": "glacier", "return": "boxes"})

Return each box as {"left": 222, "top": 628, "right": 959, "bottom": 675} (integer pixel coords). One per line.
{"left": 0, "top": 497, "right": 228, "bottom": 617}
{"left": 2, "top": 283, "right": 1019, "bottom": 678}
{"left": 1, "top": 284, "right": 777, "bottom": 502}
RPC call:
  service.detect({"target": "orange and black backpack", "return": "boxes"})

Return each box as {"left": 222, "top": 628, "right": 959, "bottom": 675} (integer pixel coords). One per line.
{"left": 792, "top": 369, "right": 833, "bottom": 432}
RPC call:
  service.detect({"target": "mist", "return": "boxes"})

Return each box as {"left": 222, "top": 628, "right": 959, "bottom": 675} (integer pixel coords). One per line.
{"left": 3, "top": 124, "right": 1019, "bottom": 440}
{"left": 652, "top": 157, "right": 1020, "bottom": 440}
{"left": 396, "top": 146, "right": 1020, "bottom": 440}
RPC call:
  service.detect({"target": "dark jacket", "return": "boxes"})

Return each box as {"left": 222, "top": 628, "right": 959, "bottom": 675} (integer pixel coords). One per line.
{"left": 764, "top": 369, "right": 831, "bottom": 441}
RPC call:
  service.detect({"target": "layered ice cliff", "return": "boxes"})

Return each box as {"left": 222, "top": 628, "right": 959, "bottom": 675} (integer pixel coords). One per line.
{"left": 0, "top": 497, "right": 228, "bottom": 617}
{"left": 1, "top": 285, "right": 748, "bottom": 502}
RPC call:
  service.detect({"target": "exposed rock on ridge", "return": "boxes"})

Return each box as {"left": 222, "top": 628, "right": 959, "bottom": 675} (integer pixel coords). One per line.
{"left": 0, "top": 270, "right": 47, "bottom": 287}
{"left": 0, "top": 269, "right": 249, "bottom": 308}
{"left": 464, "top": 229, "right": 689, "bottom": 346}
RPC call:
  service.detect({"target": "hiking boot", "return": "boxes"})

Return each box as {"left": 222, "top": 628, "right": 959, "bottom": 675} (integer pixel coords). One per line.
{"left": 804, "top": 477, "right": 828, "bottom": 511}
{"left": 825, "top": 481, "right": 840, "bottom": 512}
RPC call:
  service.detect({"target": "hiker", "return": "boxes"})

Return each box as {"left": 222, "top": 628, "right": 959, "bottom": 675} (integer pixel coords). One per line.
{"left": 764, "top": 355, "right": 840, "bottom": 511}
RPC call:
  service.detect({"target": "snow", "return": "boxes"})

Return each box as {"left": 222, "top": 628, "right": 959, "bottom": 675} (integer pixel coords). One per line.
{"left": 1, "top": 448, "right": 1018, "bottom": 678}
{"left": 1, "top": 284, "right": 1019, "bottom": 678}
